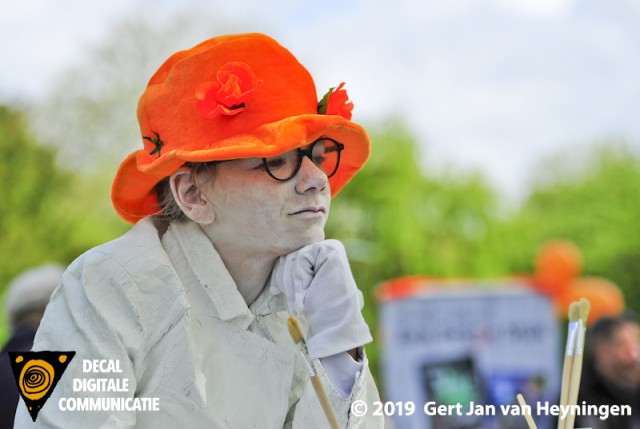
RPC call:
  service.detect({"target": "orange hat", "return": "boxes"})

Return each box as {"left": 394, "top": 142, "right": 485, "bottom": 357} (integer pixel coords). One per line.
{"left": 111, "top": 33, "right": 370, "bottom": 223}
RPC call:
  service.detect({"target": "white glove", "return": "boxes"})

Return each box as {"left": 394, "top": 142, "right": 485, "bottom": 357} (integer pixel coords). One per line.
{"left": 270, "top": 239, "right": 373, "bottom": 358}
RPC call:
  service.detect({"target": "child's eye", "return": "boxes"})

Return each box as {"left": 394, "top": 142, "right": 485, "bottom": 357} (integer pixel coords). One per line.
{"left": 265, "top": 157, "right": 287, "bottom": 170}
{"left": 312, "top": 155, "right": 326, "bottom": 165}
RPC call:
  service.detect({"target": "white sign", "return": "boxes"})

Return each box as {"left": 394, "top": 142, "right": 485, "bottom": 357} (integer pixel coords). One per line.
{"left": 379, "top": 281, "right": 560, "bottom": 429}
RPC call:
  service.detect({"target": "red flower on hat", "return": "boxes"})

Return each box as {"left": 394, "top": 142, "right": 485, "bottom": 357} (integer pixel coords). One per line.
{"left": 195, "top": 62, "right": 258, "bottom": 118}
{"left": 317, "top": 82, "right": 354, "bottom": 120}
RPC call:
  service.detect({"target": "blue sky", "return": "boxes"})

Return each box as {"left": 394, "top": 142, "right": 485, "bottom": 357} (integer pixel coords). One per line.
{"left": 2, "top": 0, "right": 639, "bottom": 200}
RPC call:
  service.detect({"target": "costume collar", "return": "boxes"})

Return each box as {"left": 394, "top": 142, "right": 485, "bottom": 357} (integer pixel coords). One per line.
{"left": 162, "top": 220, "right": 255, "bottom": 329}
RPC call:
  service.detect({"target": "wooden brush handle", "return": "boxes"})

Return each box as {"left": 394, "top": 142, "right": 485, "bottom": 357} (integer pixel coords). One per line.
{"left": 565, "top": 354, "right": 584, "bottom": 429}
{"left": 310, "top": 375, "right": 340, "bottom": 429}
{"left": 557, "top": 355, "right": 574, "bottom": 429}
{"left": 517, "top": 394, "right": 538, "bottom": 429}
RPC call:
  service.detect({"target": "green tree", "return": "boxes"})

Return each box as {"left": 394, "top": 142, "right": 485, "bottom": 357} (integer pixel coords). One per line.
{"left": 0, "top": 105, "right": 128, "bottom": 344}
{"left": 328, "top": 121, "right": 499, "bottom": 281}
{"left": 0, "top": 106, "right": 71, "bottom": 286}
{"left": 486, "top": 141, "right": 640, "bottom": 313}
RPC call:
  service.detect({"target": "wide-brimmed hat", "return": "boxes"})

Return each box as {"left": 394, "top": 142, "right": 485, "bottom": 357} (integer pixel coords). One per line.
{"left": 111, "top": 33, "right": 370, "bottom": 223}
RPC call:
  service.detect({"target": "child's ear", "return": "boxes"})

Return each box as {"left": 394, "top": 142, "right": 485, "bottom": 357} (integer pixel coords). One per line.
{"left": 169, "top": 167, "right": 215, "bottom": 224}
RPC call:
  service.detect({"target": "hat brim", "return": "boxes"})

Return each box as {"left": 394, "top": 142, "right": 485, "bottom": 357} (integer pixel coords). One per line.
{"left": 111, "top": 114, "right": 369, "bottom": 223}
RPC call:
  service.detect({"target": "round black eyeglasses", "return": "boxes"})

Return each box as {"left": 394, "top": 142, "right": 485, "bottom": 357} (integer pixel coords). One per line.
{"left": 261, "top": 137, "right": 345, "bottom": 182}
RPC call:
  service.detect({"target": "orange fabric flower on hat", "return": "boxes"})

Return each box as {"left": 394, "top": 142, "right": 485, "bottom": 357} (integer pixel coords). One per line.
{"left": 318, "top": 82, "right": 354, "bottom": 120}
{"left": 195, "top": 62, "right": 258, "bottom": 118}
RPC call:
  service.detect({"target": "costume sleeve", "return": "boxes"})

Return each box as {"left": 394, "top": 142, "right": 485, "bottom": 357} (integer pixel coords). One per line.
{"left": 291, "top": 349, "right": 385, "bottom": 429}
{"left": 320, "top": 352, "right": 363, "bottom": 398}
{"left": 13, "top": 253, "right": 145, "bottom": 429}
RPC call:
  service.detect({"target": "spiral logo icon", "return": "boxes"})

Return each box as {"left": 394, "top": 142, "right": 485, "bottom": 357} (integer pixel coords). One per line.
{"left": 19, "top": 359, "right": 55, "bottom": 401}
{"left": 10, "top": 351, "right": 75, "bottom": 422}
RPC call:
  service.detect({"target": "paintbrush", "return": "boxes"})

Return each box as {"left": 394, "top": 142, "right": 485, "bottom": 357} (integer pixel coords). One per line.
{"left": 558, "top": 301, "right": 581, "bottom": 429}
{"left": 565, "top": 298, "right": 590, "bottom": 429}
{"left": 287, "top": 316, "right": 340, "bottom": 429}
{"left": 517, "top": 393, "right": 539, "bottom": 429}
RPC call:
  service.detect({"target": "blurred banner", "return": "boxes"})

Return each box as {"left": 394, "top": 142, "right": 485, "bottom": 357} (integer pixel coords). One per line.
{"left": 378, "top": 280, "right": 560, "bottom": 429}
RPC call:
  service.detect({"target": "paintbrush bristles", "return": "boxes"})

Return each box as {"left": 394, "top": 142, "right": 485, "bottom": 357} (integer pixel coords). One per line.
{"left": 568, "top": 302, "right": 581, "bottom": 323}
{"left": 579, "top": 298, "right": 590, "bottom": 324}
{"left": 564, "top": 298, "right": 591, "bottom": 429}
{"left": 559, "top": 300, "right": 582, "bottom": 429}
{"left": 288, "top": 316, "right": 304, "bottom": 344}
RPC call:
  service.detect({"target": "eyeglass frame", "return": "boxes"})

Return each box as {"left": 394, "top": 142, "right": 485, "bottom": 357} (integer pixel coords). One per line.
{"left": 261, "top": 137, "right": 345, "bottom": 182}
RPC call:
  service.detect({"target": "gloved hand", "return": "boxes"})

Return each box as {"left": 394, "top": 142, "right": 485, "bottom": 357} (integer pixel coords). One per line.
{"left": 270, "top": 239, "right": 373, "bottom": 359}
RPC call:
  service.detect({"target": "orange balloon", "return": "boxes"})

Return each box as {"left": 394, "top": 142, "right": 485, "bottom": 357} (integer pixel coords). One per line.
{"left": 554, "top": 277, "right": 625, "bottom": 325}
{"left": 534, "top": 240, "right": 583, "bottom": 297}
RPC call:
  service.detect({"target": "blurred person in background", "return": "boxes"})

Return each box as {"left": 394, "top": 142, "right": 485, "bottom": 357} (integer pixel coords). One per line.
{"left": 575, "top": 311, "right": 640, "bottom": 429}
{"left": 0, "top": 264, "right": 64, "bottom": 427}
{"left": 14, "top": 33, "right": 382, "bottom": 428}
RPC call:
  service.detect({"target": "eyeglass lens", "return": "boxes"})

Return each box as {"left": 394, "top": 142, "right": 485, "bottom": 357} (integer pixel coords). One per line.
{"left": 263, "top": 138, "right": 343, "bottom": 181}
